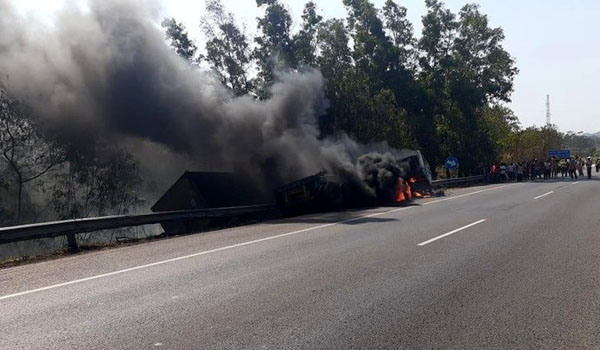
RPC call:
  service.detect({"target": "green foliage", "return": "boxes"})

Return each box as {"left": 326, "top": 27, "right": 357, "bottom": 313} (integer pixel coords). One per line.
{"left": 343, "top": 0, "right": 396, "bottom": 90}
{"left": 315, "top": 18, "right": 353, "bottom": 136}
{"left": 501, "top": 125, "right": 565, "bottom": 162}
{"left": 563, "top": 132, "right": 599, "bottom": 156}
{"left": 253, "top": 0, "right": 296, "bottom": 97}
{"left": 419, "top": 0, "right": 457, "bottom": 73}
{"left": 454, "top": 4, "right": 518, "bottom": 104}
{"left": 382, "top": 0, "right": 416, "bottom": 69}
{"left": 415, "top": 0, "right": 518, "bottom": 173}
{"left": 293, "top": 1, "right": 323, "bottom": 66}
{"left": 160, "top": 0, "right": 530, "bottom": 176}
{"left": 161, "top": 18, "right": 197, "bottom": 61}
{"left": 201, "top": 0, "right": 253, "bottom": 96}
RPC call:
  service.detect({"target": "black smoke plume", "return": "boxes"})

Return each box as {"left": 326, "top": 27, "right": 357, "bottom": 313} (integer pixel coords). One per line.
{"left": 357, "top": 153, "right": 408, "bottom": 202}
{"left": 0, "top": 0, "right": 417, "bottom": 203}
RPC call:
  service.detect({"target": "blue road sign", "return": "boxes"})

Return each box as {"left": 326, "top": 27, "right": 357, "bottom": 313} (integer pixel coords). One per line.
{"left": 548, "top": 150, "right": 571, "bottom": 159}
{"left": 445, "top": 156, "right": 459, "bottom": 170}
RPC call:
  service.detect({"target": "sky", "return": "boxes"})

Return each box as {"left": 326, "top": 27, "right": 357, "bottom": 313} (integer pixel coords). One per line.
{"left": 11, "top": 0, "right": 600, "bottom": 133}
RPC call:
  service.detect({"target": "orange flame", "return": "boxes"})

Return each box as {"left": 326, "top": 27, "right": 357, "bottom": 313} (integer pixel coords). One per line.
{"left": 407, "top": 177, "right": 433, "bottom": 199}
{"left": 396, "top": 178, "right": 412, "bottom": 202}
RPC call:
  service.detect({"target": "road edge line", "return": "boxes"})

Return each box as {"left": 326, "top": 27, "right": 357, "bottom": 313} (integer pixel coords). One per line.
{"left": 418, "top": 219, "right": 487, "bottom": 246}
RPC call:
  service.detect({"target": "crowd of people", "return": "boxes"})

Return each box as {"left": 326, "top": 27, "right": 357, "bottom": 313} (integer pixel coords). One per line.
{"left": 489, "top": 156, "right": 599, "bottom": 182}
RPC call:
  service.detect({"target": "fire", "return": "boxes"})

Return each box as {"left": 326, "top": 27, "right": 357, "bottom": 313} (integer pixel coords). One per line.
{"left": 395, "top": 178, "right": 412, "bottom": 202}
{"left": 397, "top": 177, "right": 432, "bottom": 202}
{"left": 412, "top": 191, "right": 426, "bottom": 198}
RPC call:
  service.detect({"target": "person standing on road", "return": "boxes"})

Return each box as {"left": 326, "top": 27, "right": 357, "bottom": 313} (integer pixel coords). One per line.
{"left": 577, "top": 158, "right": 584, "bottom": 177}
{"left": 552, "top": 158, "right": 559, "bottom": 178}
{"left": 537, "top": 159, "right": 544, "bottom": 180}
{"left": 543, "top": 159, "right": 551, "bottom": 180}
{"left": 508, "top": 163, "right": 515, "bottom": 181}
{"left": 568, "top": 159, "right": 578, "bottom": 180}
{"left": 560, "top": 158, "right": 568, "bottom": 177}
{"left": 516, "top": 163, "right": 524, "bottom": 182}
{"left": 499, "top": 163, "right": 507, "bottom": 181}
{"left": 596, "top": 158, "right": 600, "bottom": 173}
{"left": 586, "top": 156, "right": 593, "bottom": 179}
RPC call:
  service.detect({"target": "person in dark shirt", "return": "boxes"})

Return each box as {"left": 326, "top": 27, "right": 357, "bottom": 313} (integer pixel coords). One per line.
{"left": 568, "top": 159, "right": 578, "bottom": 180}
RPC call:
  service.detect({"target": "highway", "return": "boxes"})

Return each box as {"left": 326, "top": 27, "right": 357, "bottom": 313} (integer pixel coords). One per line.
{"left": 1, "top": 177, "right": 599, "bottom": 349}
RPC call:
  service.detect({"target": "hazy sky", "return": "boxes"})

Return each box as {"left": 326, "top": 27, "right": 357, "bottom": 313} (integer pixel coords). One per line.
{"left": 12, "top": 0, "right": 600, "bottom": 133}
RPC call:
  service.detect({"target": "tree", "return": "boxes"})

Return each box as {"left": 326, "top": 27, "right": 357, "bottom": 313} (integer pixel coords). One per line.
{"left": 564, "top": 132, "right": 597, "bottom": 156}
{"left": 500, "top": 125, "right": 564, "bottom": 162}
{"left": 416, "top": 1, "right": 518, "bottom": 174}
{"left": 368, "top": 89, "right": 415, "bottom": 149}
{"left": 343, "top": 0, "right": 397, "bottom": 90}
{"left": 478, "top": 105, "right": 519, "bottom": 164}
{"left": 316, "top": 18, "right": 353, "bottom": 136}
{"left": 253, "top": 0, "right": 296, "bottom": 97}
{"left": 453, "top": 4, "right": 518, "bottom": 104}
{"left": 293, "top": 1, "right": 323, "bottom": 67}
{"left": 446, "top": 4, "right": 517, "bottom": 173}
{"left": 51, "top": 144, "right": 142, "bottom": 220}
{"left": 0, "top": 89, "right": 65, "bottom": 224}
{"left": 419, "top": 0, "right": 458, "bottom": 73}
{"left": 382, "top": 0, "right": 416, "bottom": 69}
{"left": 161, "top": 18, "right": 198, "bottom": 62}
{"left": 201, "top": 0, "right": 253, "bottom": 96}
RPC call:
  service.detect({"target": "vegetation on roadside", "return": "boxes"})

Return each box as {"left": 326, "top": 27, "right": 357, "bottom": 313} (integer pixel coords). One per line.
{"left": 163, "top": 0, "right": 597, "bottom": 172}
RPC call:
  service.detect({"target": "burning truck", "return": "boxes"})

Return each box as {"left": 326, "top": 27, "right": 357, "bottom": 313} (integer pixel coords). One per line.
{"left": 275, "top": 150, "right": 432, "bottom": 215}
{"left": 152, "top": 150, "right": 432, "bottom": 229}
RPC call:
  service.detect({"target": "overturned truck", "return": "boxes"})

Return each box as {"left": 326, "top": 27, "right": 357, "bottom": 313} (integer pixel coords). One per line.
{"left": 275, "top": 150, "right": 432, "bottom": 215}
{"left": 152, "top": 151, "right": 432, "bottom": 226}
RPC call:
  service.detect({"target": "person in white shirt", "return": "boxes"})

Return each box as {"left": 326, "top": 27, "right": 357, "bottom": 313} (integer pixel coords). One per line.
{"left": 499, "top": 163, "right": 507, "bottom": 181}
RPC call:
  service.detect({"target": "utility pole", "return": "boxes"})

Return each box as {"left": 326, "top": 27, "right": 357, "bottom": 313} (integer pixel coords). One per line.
{"left": 546, "top": 95, "right": 551, "bottom": 126}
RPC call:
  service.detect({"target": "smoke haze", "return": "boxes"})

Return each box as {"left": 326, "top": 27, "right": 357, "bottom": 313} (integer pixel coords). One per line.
{"left": 0, "top": 0, "right": 415, "bottom": 201}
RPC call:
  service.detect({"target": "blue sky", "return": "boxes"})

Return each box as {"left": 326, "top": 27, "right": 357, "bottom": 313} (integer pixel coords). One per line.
{"left": 13, "top": 0, "right": 600, "bottom": 133}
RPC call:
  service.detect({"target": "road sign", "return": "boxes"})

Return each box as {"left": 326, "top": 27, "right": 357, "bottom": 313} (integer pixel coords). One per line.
{"left": 548, "top": 150, "right": 570, "bottom": 159}
{"left": 445, "top": 157, "right": 459, "bottom": 170}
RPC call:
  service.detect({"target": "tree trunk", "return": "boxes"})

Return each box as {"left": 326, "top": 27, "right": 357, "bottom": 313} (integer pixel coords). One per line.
{"left": 16, "top": 180, "right": 22, "bottom": 225}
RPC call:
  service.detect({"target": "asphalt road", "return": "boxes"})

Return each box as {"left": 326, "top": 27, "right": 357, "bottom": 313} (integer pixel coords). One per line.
{"left": 1, "top": 176, "right": 600, "bottom": 349}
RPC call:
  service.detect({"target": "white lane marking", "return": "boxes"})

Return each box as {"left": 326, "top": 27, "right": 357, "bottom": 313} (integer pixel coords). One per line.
{"left": 534, "top": 191, "right": 554, "bottom": 200}
{"left": 0, "top": 185, "right": 512, "bottom": 301}
{"left": 0, "top": 208, "right": 412, "bottom": 301}
{"left": 418, "top": 219, "right": 487, "bottom": 246}
{"left": 567, "top": 181, "right": 580, "bottom": 187}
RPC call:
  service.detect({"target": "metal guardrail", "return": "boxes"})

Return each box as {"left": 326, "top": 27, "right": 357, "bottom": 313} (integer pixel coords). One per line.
{"left": 431, "top": 175, "right": 487, "bottom": 187}
{"left": 0, "top": 204, "right": 276, "bottom": 247}
{"left": 0, "top": 175, "right": 487, "bottom": 250}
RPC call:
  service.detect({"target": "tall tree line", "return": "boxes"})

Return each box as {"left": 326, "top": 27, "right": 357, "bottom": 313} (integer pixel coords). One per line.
{"left": 164, "top": 0, "right": 520, "bottom": 176}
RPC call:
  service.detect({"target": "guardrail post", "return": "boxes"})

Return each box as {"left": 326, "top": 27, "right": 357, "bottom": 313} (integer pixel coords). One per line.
{"left": 66, "top": 233, "right": 79, "bottom": 253}
{"left": 0, "top": 204, "right": 276, "bottom": 246}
